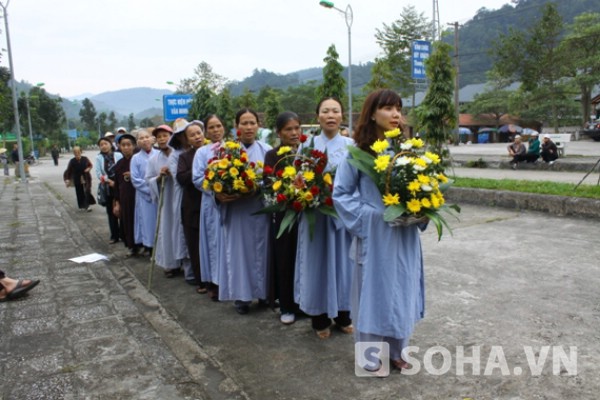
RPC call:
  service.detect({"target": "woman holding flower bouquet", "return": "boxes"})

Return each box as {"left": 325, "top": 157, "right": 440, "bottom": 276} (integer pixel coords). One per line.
{"left": 263, "top": 111, "right": 303, "bottom": 324}
{"left": 294, "top": 97, "right": 354, "bottom": 339}
{"left": 333, "top": 89, "right": 426, "bottom": 371}
{"left": 214, "top": 109, "right": 272, "bottom": 315}
{"left": 192, "top": 115, "right": 227, "bottom": 300}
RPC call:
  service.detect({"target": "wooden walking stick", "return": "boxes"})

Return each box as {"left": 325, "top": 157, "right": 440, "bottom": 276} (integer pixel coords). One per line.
{"left": 147, "top": 175, "right": 166, "bottom": 290}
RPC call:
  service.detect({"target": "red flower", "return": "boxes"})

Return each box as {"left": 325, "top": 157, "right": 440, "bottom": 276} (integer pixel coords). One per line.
{"left": 310, "top": 186, "right": 320, "bottom": 195}
{"left": 245, "top": 179, "right": 254, "bottom": 188}
{"left": 314, "top": 165, "right": 324, "bottom": 175}
{"left": 249, "top": 161, "right": 256, "bottom": 168}
{"left": 276, "top": 193, "right": 287, "bottom": 203}
{"left": 294, "top": 159, "right": 302, "bottom": 167}
{"left": 218, "top": 170, "right": 226, "bottom": 176}
{"left": 300, "top": 134, "right": 308, "bottom": 143}
{"left": 241, "top": 171, "right": 247, "bottom": 179}
{"left": 324, "top": 197, "right": 333, "bottom": 207}
{"left": 236, "top": 130, "right": 241, "bottom": 137}
{"left": 292, "top": 201, "right": 304, "bottom": 212}
{"left": 276, "top": 169, "right": 284, "bottom": 178}
{"left": 240, "top": 155, "right": 248, "bottom": 163}
{"left": 263, "top": 165, "right": 274, "bottom": 175}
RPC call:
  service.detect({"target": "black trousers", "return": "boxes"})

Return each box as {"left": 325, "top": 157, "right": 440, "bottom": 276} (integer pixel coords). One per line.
{"left": 74, "top": 184, "right": 89, "bottom": 209}
{"left": 104, "top": 195, "right": 120, "bottom": 241}
{"left": 311, "top": 311, "right": 352, "bottom": 331}
{"left": 183, "top": 224, "right": 201, "bottom": 284}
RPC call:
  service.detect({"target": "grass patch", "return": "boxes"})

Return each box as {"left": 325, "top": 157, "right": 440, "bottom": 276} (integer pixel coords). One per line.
{"left": 453, "top": 177, "right": 600, "bottom": 199}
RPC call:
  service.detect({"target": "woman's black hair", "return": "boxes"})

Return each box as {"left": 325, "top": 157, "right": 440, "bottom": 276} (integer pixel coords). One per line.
{"left": 315, "top": 97, "right": 344, "bottom": 115}
{"left": 275, "top": 111, "right": 301, "bottom": 133}
{"left": 203, "top": 114, "right": 225, "bottom": 129}
{"left": 235, "top": 108, "right": 260, "bottom": 125}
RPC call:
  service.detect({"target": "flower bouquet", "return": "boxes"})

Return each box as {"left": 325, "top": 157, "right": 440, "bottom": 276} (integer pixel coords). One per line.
{"left": 202, "top": 141, "right": 262, "bottom": 195}
{"left": 347, "top": 128, "right": 460, "bottom": 240}
{"left": 258, "top": 136, "right": 337, "bottom": 239}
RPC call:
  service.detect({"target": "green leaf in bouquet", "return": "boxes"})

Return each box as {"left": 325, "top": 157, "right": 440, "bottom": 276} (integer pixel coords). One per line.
{"left": 253, "top": 203, "right": 285, "bottom": 215}
{"left": 317, "top": 205, "right": 338, "bottom": 219}
{"left": 276, "top": 209, "right": 298, "bottom": 239}
{"left": 383, "top": 204, "right": 406, "bottom": 222}
{"left": 305, "top": 208, "right": 317, "bottom": 240}
{"left": 346, "top": 146, "right": 379, "bottom": 183}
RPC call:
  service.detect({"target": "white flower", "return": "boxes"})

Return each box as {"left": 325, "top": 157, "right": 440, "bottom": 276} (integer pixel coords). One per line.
{"left": 421, "top": 184, "right": 432, "bottom": 192}
{"left": 413, "top": 165, "right": 426, "bottom": 172}
{"left": 400, "top": 142, "right": 413, "bottom": 150}
{"left": 395, "top": 156, "right": 410, "bottom": 166}
{"left": 421, "top": 155, "right": 432, "bottom": 164}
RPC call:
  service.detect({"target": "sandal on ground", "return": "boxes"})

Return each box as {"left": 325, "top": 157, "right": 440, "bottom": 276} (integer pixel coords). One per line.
{"left": 196, "top": 287, "right": 207, "bottom": 294}
{"left": 0, "top": 279, "right": 40, "bottom": 302}
{"left": 337, "top": 324, "right": 354, "bottom": 335}
{"left": 391, "top": 358, "right": 411, "bottom": 370}
{"left": 315, "top": 327, "right": 331, "bottom": 339}
{"left": 163, "top": 269, "right": 178, "bottom": 278}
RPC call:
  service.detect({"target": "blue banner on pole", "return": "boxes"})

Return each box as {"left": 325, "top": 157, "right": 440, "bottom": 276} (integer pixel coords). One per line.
{"left": 163, "top": 94, "right": 193, "bottom": 122}
{"left": 411, "top": 40, "right": 431, "bottom": 80}
{"left": 67, "top": 129, "right": 78, "bottom": 139}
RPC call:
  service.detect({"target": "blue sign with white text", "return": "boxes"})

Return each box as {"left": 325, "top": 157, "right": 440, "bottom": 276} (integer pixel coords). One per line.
{"left": 411, "top": 40, "right": 431, "bottom": 80}
{"left": 163, "top": 94, "right": 193, "bottom": 122}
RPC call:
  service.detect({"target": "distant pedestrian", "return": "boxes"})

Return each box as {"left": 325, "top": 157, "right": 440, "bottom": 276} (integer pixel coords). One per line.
{"left": 11, "top": 144, "right": 20, "bottom": 176}
{"left": 0, "top": 269, "right": 40, "bottom": 302}
{"left": 0, "top": 148, "right": 9, "bottom": 176}
{"left": 523, "top": 132, "right": 541, "bottom": 163}
{"left": 508, "top": 135, "right": 527, "bottom": 169}
{"left": 541, "top": 134, "right": 559, "bottom": 164}
{"left": 63, "top": 146, "right": 95, "bottom": 212}
{"left": 51, "top": 145, "right": 60, "bottom": 166}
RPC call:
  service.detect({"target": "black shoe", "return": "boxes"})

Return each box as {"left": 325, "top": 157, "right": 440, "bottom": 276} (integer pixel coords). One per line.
{"left": 234, "top": 301, "right": 250, "bottom": 315}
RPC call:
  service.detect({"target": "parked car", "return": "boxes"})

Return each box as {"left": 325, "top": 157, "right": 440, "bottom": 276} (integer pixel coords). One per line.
{"left": 583, "top": 121, "right": 600, "bottom": 141}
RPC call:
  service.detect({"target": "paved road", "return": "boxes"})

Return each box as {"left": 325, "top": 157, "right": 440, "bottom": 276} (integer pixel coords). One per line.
{"left": 1, "top": 153, "right": 599, "bottom": 399}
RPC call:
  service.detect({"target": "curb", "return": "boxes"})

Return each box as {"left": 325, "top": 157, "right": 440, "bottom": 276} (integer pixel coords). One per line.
{"left": 447, "top": 187, "right": 600, "bottom": 219}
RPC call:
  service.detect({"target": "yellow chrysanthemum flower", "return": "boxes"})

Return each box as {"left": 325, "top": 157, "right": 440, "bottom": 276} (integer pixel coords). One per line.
{"left": 207, "top": 170, "right": 215, "bottom": 180}
{"left": 204, "top": 139, "right": 212, "bottom": 145}
{"left": 412, "top": 158, "right": 427, "bottom": 168}
{"left": 420, "top": 197, "right": 432, "bottom": 209}
{"left": 304, "top": 192, "right": 314, "bottom": 202}
{"left": 323, "top": 173, "right": 332, "bottom": 185}
{"left": 233, "top": 179, "right": 246, "bottom": 191}
{"left": 437, "top": 193, "right": 446, "bottom": 206}
{"left": 370, "top": 139, "right": 390, "bottom": 154}
{"left": 277, "top": 146, "right": 292, "bottom": 156}
{"left": 229, "top": 167, "right": 239, "bottom": 177}
{"left": 225, "top": 141, "right": 240, "bottom": 150}
{"left": 382, "top": 193, "right": 400, "bottom": 206}
{"left": 282, "top": 166, "right": 297, "bottom": 179}
{"left": 417, "top": 174, "right": 430, "bottom": 184}
{"left": 425, "top": 151, "right": 441, "bottom": 164}
{"left": 202, "top": 180, "right": 209, "bottom": 190}
{"left": 408, "top": 180, "right": 421, "bottom": 193}
{"left": 246, "top": 169, "right": 256, "bottom": 180}
{"left": 430, "top": 195, "right": 441, "bottom": 208}
{"left": 213, "top": 182, "right": 223, "bottom": 193}
{"left": 257, "top": 161, "right": 264, "bottom": 168}
{"left": 272, "top": 180, "right": 282, "bottom": 191}
{"left": 218, "top": 158, "right": 229, "bottom": 169}
{"left": 303, "top": 170, "right": 315, "bottom": 182}
{"left": 408, "top": 138, "right": 424, "bottom": 148}
{"left": 233, "top": 159, "right": 243, "bottom": 167}
{"left": 407, "top": 199, "right": 422, "bottom": 214}
{"left": 437, "top": 173, "right": 449, "bottom": 183}
{"left": 374, "top": 155, "right": 391, "bottom": 172}
{"left": 384, "top": 128, "right": 401, "bottom": 138}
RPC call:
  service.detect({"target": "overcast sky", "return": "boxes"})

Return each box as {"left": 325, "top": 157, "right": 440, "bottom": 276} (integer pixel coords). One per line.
{"left": 1, "top": 0, "right": 510, "bottom": 98}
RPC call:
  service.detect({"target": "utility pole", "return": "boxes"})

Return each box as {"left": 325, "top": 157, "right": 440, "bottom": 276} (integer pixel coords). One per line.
{"left": 449, "top": 21, "right": 460, "bottom": 145}
{"left": 432, "top": 0, "right": 440, "bottom": 41}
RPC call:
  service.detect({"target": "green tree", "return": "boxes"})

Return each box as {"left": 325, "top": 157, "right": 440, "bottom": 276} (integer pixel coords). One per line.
{"left": 263, "top": 89, "right": 282, "bottom": 131}
{"left": 466, "top": 87, "right": 512, "bottom": 129}
{"left": 235, "top": 88, "right": 258, "bottom": 110}
{"left": 0, "top": 67, "right": 14, "bottom": 134}
{"left": 215, "top": 87, "right": 235, "bottom": 131}
{"left": 178, "top": 61, "right": 228, "bottom": 94}
{"left": 368, "top": 6, "right": 430, "bottom": 96}
{"left": 280, "top": 81, "right": 319, "bottom": 116}
{"left": 78, "top": 98, "right": 97, "bottom": 131}
{"left": 127, "top": 113, "right": 136, "bottom": 132}
{"left": 491, "top": 3, "right": 570, "bottom": 131}
{"left": 561, "top": 12, "right": 600, "bottom": 126}
{"left": 108, "top": 111, "right": 118, "bottom": 131}
{"left": 189, "top": 85, "right": 217, "bottom": 121}
{"left": 414, "top": 42, "right": 455, "bottom": 161}
{"left": 97, "top": 112, "right": 108, "bottom": 135}
{"left": 317, "top": 44, "right": 346, "bottom": 101}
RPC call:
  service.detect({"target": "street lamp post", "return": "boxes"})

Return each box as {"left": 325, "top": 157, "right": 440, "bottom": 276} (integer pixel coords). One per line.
{"left": 319, "top": 1, "right": 353, "bottom": 134}
{"left": 1, "top": 0, "right": 27, "bottom": 182}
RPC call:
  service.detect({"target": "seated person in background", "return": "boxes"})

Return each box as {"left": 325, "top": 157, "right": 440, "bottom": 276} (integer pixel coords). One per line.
{"left": 541, "top": 134, "right": 559, "bottom": 164}
{"left": 523, "top": 132, "right": 541, "bottom": 163}
{"left": 508, "top": 135, "right": 526, "bottom": 167}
